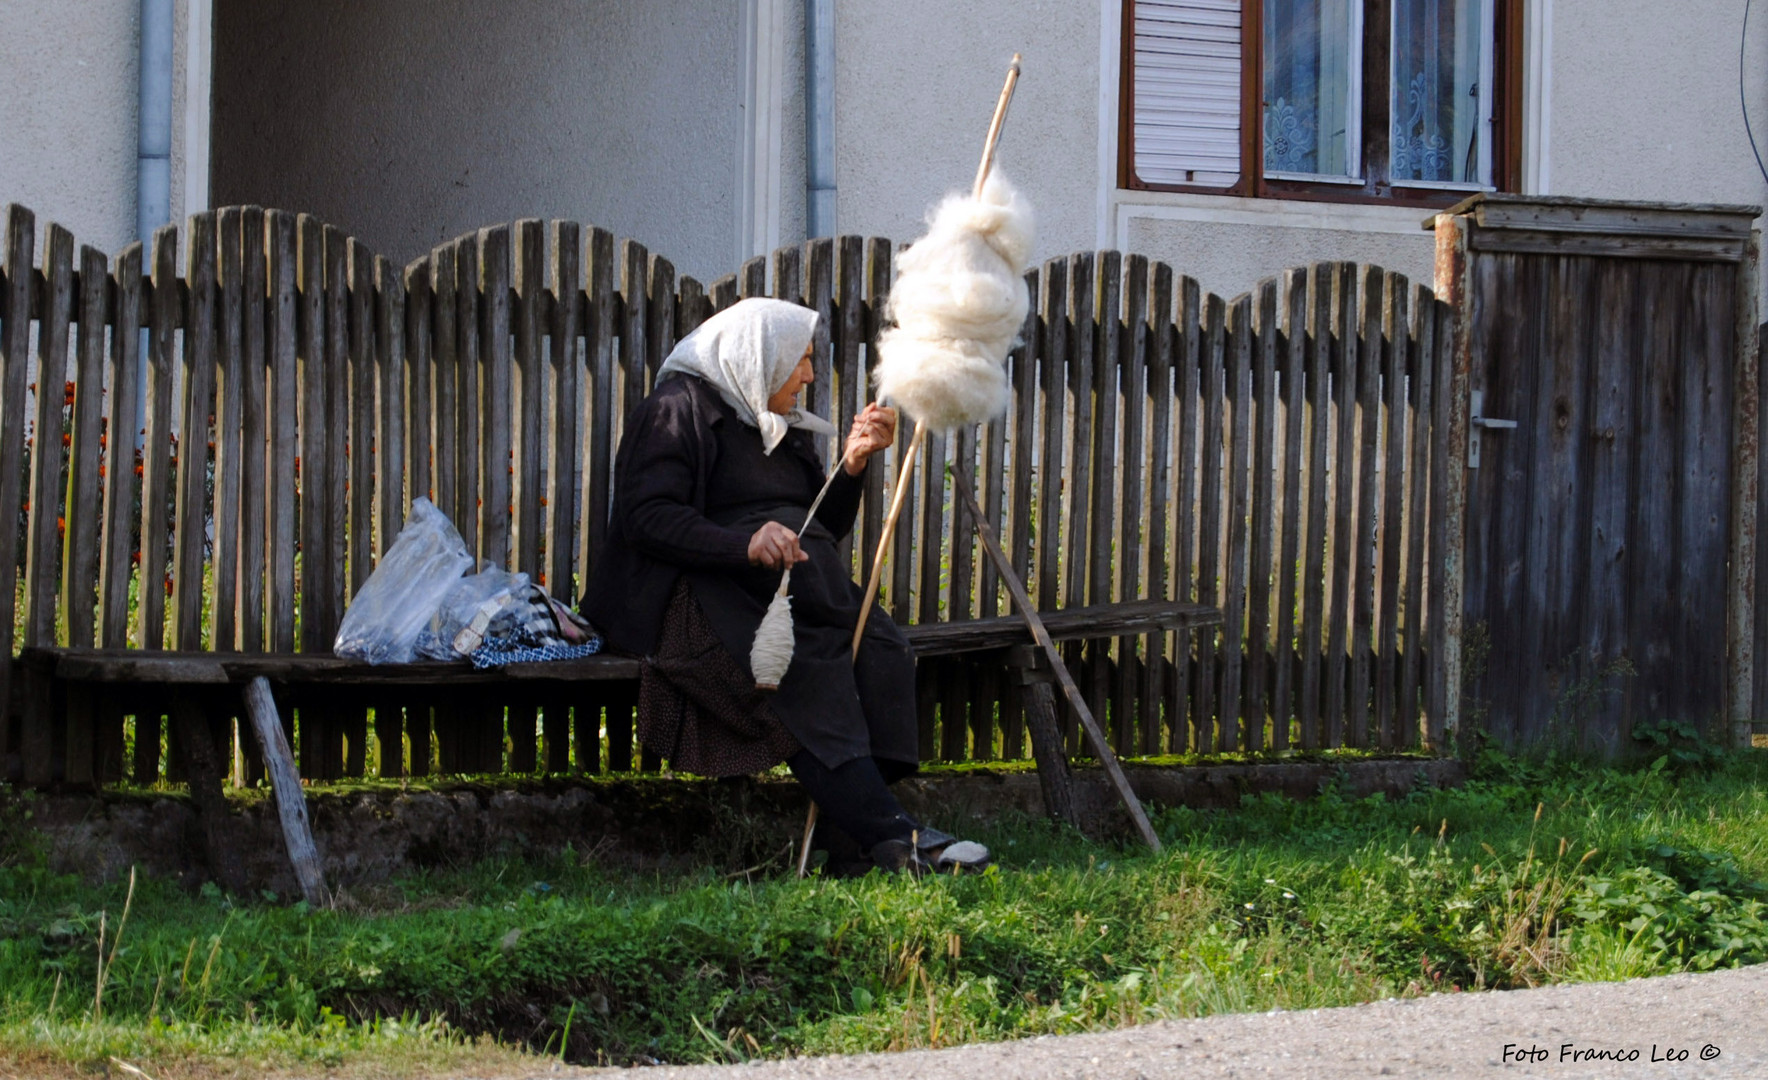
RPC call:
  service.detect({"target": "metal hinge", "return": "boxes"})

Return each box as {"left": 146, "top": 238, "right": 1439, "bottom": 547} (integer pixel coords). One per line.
{"left": 1469, "top": 390, "right": 1518, "bottom": 469}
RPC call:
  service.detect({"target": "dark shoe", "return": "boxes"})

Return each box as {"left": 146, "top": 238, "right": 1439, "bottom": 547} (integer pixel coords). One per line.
{"left": 911, "top": 825, "right": 956, "bottom": 852}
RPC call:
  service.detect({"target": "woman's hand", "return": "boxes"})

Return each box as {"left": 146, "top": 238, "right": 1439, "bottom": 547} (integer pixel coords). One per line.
{"left": 842, "top": 404, "right": 898, "bottom": 476}
{"left": 748, "top": 521, "right": 809, "bottom": 569}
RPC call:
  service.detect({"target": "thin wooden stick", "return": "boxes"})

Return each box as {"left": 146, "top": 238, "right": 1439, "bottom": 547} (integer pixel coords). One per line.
{"left": 796, "top": 803, "right": 819, "bottom": 878}
{"left": 950, "top": 467, "right": 1163, "bottom": 853}
{"left": 973, "top": 55, "right": 1023, "bottom": 199}
{"left": 851, "top": 421, "right": 927, "bottom": 657}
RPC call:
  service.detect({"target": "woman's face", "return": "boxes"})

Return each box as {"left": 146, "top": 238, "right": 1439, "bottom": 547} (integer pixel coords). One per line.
{"left": 766, "top": 344, "right": 815, "bottom": 415}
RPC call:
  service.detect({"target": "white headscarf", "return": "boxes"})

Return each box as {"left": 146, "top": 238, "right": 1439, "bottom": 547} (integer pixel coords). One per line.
{"left": 655, "top": 297, "right": 836, "bottom": 455}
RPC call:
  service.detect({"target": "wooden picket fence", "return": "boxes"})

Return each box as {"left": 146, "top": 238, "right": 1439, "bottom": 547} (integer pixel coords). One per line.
{"left": 0, "top": 203, "right": 1455, "bottom": 783}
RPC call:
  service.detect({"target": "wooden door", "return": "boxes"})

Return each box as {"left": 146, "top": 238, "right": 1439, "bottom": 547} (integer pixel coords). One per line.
{"left": 1440, "top": 196, "right": 1761, "bottom": 754}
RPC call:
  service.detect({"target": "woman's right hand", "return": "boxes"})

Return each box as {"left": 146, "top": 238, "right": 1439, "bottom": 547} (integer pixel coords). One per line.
{"left": 748, "top": 521, "right": 808, "bottom": 569}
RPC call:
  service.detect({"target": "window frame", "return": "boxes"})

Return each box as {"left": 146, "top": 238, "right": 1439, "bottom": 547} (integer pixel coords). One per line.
{"left": 1118, "top": 0, "right": 1525, "bottom": 206}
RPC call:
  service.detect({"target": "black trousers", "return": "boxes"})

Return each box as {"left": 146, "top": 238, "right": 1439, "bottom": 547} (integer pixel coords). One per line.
{"left": 787, "top": 750, "right": 919, "bottom": 850}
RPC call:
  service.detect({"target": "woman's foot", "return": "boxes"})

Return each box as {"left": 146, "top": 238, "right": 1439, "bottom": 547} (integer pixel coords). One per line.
{"left": 868, "top": 831, "right": 992, "bottom": 875}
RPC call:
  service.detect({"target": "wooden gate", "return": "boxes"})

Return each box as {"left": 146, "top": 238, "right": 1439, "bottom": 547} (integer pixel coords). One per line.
{"left": 1434, "top": 196, "right": 1762, "bottom": 753}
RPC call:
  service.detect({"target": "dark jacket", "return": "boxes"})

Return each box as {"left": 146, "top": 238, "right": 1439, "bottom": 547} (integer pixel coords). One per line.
{"left": 579, "top": 374, "right": 864, "bottom": 656}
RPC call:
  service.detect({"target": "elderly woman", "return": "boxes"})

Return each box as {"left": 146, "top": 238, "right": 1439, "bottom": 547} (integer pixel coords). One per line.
{"left": 581, "top": 298, "right": 986, "bottom": 875}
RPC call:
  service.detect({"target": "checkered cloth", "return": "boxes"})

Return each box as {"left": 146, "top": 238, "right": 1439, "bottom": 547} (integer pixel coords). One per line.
{"left": 469, "top": 638, "right": 603, "bottom": 669}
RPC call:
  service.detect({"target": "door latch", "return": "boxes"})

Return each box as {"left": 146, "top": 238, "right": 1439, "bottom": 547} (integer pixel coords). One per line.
{"left": 1469, "top": 390, "right": 1517, "bottom": 469}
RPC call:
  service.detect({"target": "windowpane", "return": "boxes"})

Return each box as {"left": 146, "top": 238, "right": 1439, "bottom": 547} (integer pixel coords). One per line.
{"left": 1391, "top": 0, "right": 1488, "bottom": 185}
{"left": 1134, "top": 0, "right": 1242, "bottom": 187}
{"left": 1262, "top": 0, "right": 1359, "bottom": 178}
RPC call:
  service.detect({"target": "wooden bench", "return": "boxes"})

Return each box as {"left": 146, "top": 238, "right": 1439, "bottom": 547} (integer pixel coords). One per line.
{"left": 15, "top": 597, "right": 1219, "bottom": 791}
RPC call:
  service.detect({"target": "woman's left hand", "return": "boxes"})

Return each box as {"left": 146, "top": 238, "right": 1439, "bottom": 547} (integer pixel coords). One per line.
{"left": 842, "top": 404, "right": 898, "bottom": 476}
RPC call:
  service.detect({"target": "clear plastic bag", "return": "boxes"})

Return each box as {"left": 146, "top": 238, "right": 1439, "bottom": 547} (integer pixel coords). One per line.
{"left": 414, "top": 568, "right": 530, "bottom": 660}
{"left": 332, "top": 498, "right": 475, "bottom": 664}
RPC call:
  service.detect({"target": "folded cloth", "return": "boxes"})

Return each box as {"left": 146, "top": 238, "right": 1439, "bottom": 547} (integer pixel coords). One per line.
{"left": 456, "top": 581, "right": 596, "bottom": 658}
{"left": 469, "top": 639, "right": 603, "bottom": 669}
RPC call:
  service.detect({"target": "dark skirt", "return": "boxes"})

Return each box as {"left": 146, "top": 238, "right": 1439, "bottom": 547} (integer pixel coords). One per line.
{"left": 637, "top": 514, "right": 920, "bottom": 775}
{"left": 638, "top": 579, "right": 801, "bottom": 777}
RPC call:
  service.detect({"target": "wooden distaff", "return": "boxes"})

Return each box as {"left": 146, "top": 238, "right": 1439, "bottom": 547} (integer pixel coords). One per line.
{"left": 849, "top": 53, "right": 1022, "bottom": 657}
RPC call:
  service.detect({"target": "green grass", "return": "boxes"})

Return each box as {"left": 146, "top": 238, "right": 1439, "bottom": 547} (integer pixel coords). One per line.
{"left": 6, "top": 750, "right": 1768, "bottom": 1077}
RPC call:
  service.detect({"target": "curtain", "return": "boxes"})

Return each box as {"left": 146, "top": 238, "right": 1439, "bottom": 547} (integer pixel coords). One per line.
{"left": 1262, "top": 0, "right": 1356, "bottom": 178}
{"left": 1391, "top": 0, "right": 1486, "bottom": 184}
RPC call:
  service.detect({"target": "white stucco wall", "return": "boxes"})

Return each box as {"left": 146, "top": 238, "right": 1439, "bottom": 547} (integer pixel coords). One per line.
{"left": 0, "top": 0, "right": 143, "bottom": 254}
{"left": 1548, "top": 0, "right": 1768, "bottom": 210}
{"left": 832, "top": 0, "right": 1102, "bottom": 263}
{"left": 211, "top": 0, "right": 741, "bottom": 283}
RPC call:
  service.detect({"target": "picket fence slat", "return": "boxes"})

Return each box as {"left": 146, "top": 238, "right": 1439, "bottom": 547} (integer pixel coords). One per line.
{"left": 266, "top": 214, "right": 297, "bottom": 653}
{"left": 454, "top": 233, "right": 482, "bottom": 565}
{"left": 238, "top": 209, "right": 269, "bottom": 653}
{"left": 1399, "top": 284, "right": 1434, "bottom": 749}
{"left": 1221, "top": 293, "right": 1252, "bottom": 751}
{"left": 479, "top": 226, "right": 513, "bottom": 571}
{"left": 1143, "top": 262, "right": 1174, "bottom": 752}
{"left": 376, "top": 255, "right": 407, "bottom": 555}
{"left": 512, "top": 220, "right": 544, "bottom": 581}
{"left": 1273, "top": 268, "right": 1308, "bottom": 749}
{"left": 1377, "top": 274, "right": 1410, "bottom": 748}
{"left": 547, "top": 220, "right": 581, "bottom": 600}
{"left": 1170, "top": 277, "right": 1201, "bottom": 748}
{"left": 1248, "top": 279, "right": 1280, "bottom": 748}
{"left": 0, "top": 206, "right": 32, "bottom": 740}
{"left": 98, "top": 244, "right": 144, "bottom": 650}
{"left": 212, "top": 210, "right": 245, "bottom": 652}
{"left": 348, "top": 239, "right": 375, "bottom": 597}
{"left": 26, "top": 223, "right": 74, "bottom": 648}
{"left": 139, "top": 223, "right": 179, "bottom": 652}
{"left": 66, "top": 244, "right": 110, "bottom": 648}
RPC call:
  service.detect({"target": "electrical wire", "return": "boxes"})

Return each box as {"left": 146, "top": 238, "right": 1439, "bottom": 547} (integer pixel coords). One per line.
{"left": 1745, "top": 0, "right": 1768, "bottom": 186}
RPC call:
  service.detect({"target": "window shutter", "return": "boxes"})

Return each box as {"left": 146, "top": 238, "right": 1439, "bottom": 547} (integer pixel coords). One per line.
{"left": 1132, "top": 0, "right": 1243, "bottom": 188}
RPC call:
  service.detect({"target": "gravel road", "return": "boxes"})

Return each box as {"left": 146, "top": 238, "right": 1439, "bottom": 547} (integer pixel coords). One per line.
{"left": 515, "top": 964, "right": 1768, "bottom": 1079}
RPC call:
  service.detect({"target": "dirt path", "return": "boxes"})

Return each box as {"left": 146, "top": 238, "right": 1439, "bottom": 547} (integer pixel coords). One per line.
{"left": 516, "top": 964, "right": 1768, "bottom": 1079}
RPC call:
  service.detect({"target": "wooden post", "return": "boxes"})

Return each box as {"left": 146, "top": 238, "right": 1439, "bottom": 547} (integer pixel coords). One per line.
{"left": 170, "top": 693, "right": 246, "bottom": 894}
{"left": 1008, "top": 645, "right": 1078, "bottom": 827}
{"left": 242, "top": 677, "right": 328, "bottom": 906}
{"left": 950, "top": 468, "right": 1162, "bottom": 852}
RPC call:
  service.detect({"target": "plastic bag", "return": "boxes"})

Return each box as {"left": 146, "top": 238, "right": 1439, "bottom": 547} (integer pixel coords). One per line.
{"left": 414, "top": 568, "right": 530, "bottom": 660}
{"left": 333, "top": 498, "right": 475, "bottom": 664}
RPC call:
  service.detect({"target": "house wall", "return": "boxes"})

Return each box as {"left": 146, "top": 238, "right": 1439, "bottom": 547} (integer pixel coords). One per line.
{"left": 0, "top": 0, "right": 143, "bottom": 254}
{"left": 210, "top": 0, "right": 742, "bottom": 283}
{"left": 833, "top": 0, "right": 1768, "bottom": 305}
{"left": 1548, "top": 0, "right": 1767, "bottom": 210}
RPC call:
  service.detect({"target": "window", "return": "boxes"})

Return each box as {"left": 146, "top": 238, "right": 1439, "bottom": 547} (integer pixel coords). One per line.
{"left": 1121, "top": 0, "right": 1522, "bottom": 202}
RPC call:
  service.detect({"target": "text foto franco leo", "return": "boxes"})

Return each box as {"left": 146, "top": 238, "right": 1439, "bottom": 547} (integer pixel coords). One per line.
{"left": 1503, "top": 1043, "right": 1722, "bottom": 1065}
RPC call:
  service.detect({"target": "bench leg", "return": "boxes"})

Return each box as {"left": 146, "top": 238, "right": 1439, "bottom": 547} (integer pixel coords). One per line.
{"left": 171, "top": 693, "right": 246, "bottom": 893}
{"left": 1022, "top": 679, "right": 1078, "bottom": 828}
{"left": 19, "top": 653, "right": 55, "bottom": 788}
